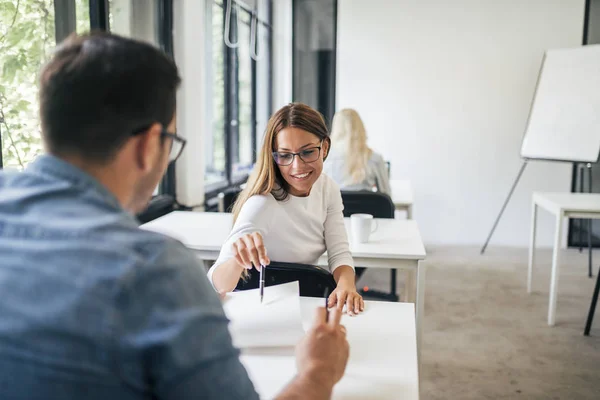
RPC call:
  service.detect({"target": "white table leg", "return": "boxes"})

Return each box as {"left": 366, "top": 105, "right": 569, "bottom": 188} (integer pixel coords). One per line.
{"left": 415, "top": 262, "right": 426, "bottom": 359}
{"left": 407, "top": 205, "right": 413, "bottom": 220}
{"left": 527, "top": 202, "right": 538, "bottom": 293}
{"left": 548, "top": 211, "right": 564, "bottom": 326}
{"left": 404, "top": 270, "right": 417, "bottom": 302}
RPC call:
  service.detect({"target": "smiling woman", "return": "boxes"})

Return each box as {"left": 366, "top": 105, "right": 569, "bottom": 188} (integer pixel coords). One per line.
{"left": 231, "top": 102, "right": 331, "bottom": 213}
{"left": 208, "top": 103, "right": 365, "bottom": 316}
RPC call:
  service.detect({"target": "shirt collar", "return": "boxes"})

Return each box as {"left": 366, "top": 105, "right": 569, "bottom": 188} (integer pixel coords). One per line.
{"left": 27, "top": 154, "right": 123, "bottom": 211}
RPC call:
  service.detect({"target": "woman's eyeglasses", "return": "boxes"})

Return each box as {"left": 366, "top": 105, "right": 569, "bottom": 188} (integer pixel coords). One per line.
{"left": 131, "top": 126, "right": 187, "bottom": 163}
{"left": 272, "top": 145, "right": 322, "bottom": 166}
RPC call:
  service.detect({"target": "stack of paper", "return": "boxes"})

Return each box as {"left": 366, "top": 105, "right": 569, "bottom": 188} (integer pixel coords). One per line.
{"left": 223, "top": 281, "right": 305, "bottom": 349}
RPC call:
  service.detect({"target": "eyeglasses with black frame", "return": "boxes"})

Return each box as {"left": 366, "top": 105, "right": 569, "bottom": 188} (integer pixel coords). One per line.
{"left": 272, "top": 144, "right": 322, "bottom": 166}
{"left": 131, "top": 125, "right": 187, "bottom": 163}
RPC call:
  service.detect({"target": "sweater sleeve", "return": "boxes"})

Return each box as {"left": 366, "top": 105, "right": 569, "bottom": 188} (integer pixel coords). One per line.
{"left": 207, "top": 195, "right": 275, "bottom": 286}
{"left": 323, "top": 177, "right": 354, "bottom": 272}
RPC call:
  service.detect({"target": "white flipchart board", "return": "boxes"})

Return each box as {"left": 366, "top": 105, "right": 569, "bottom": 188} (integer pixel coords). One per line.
{"left": 520, "top": 45, "right": 600, "bottom": 163}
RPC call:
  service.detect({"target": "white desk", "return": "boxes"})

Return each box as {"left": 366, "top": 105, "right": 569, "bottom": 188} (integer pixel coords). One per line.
{"left": 141, "top": 211, "right": 426, "bottom": 351}
{"left": 390, "top": 179, "right": 414, "bottom": 219}
{"left": 528, "top": 192, "right": 600, "bottom": 325}
{"left": 241, "top": 298, "right": 419, "bottom": 399}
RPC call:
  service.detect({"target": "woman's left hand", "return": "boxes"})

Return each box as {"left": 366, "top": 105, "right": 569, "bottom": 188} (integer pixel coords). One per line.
{"left": 328, "top": 285, "right": 364, "bottom": 316}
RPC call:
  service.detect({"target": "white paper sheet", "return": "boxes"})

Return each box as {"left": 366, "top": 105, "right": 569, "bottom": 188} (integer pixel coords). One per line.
{"left": 223, "top": 281, "right": 305, "bottom": 349}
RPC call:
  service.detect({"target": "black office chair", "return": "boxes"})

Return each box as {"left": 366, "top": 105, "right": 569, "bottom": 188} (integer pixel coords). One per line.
{"left": 584, "top": 264, "right": 600, "bottom": 335}
{"left": 235, "top": 261, "right": 337, "bottom": 298}
{"left": 218, "top": 187, "right": 242, "bottom": 213}
{"left": 340, "top": 191, "right": 398, "bottom": 302}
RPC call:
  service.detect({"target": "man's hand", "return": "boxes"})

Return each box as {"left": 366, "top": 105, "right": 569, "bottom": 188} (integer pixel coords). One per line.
{"left": 295, "top": 307, "right": 349, "bottom": 389}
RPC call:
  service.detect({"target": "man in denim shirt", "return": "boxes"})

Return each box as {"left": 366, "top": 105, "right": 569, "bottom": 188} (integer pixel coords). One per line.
{"left": 0, "top": 33, "right": 348, "bottom": 400}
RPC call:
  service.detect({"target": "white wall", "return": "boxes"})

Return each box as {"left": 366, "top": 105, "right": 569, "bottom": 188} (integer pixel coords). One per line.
{"left": 174, "top": 0, "right": 206, "bottom": 207}
{"left": 272, "top": 0, "right": 293, "bottom": 110}
{"left": 337, "top": 0, "right": 585, "bottom": 247}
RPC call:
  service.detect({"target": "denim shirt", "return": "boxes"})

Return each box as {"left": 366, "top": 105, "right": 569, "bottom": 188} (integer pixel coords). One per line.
{"left": 0, "top": 155, "right": 258, "bottom": 400}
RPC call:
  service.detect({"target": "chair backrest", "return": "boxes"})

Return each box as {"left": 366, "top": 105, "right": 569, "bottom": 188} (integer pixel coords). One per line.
{"left": 235, "top": 261, "right": 337, "bottom": 297}
{"left": 341, "top": 191, "right": 395, "bottom": 219}
{"left": 218, "top": 188, "right": 242, "bottom": 213}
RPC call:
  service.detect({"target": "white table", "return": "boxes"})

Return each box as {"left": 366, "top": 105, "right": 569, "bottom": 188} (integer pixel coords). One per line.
{"left": 528, "top": 192, "right": 600, "bottom": 325}
{"left": 241, "top": 297, "right": 419, "bottom": 399}
{"left": 142, "top": 211, "right": 426, "bottom": 351}
{"left": 390, "top": 179, "right": 414, "bottom": 219}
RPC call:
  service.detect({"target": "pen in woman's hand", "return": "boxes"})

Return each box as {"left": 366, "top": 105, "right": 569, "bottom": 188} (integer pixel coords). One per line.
{"left": 259, "top": 264, "right": 265, "bottom": 303}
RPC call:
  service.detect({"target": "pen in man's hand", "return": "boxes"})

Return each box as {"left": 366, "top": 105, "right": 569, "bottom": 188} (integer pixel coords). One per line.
{"left": 259, "top": 264, "right": 265, "bottom": 303}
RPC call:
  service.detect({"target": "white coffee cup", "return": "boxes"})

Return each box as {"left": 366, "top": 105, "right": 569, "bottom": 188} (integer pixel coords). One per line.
{"left": 350, "top": 213, "right": 377, "bottom": 243}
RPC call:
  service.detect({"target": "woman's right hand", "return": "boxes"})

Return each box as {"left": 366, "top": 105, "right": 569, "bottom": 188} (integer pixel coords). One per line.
{"left": 232, "top": 232, "right": 270, "bottom": 271}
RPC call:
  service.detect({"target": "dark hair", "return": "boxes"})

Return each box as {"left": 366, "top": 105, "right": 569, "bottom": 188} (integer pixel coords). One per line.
{"left": 39, "top": 31, "right": 181, "bottom": 163}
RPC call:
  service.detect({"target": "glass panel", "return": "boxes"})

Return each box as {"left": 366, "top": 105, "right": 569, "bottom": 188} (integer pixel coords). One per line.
{"left": 292, "top": 0, "right": 336, "bottom": 124}
{"left": 108, "top": 0, "right": 160, "bottom": 195}
{"left": 109, "top": 0, "right": 159, "bottom": 45}
{"left": 233, "top": 10, "right": 253, "bottom": 178}
{"left": 0, "top": 1, "right": 56, "bottom": 170}
{"left": 205, "top": 2, "right": 226, "bottom": 186}
{"left": 257, "top": 0, "right": 270, "bottom": 24}
{"left": 76, "top": 0, "right": 91, "bottom": 33}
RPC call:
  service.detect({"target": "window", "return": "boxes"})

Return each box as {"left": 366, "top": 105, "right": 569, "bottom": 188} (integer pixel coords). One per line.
{"left": 206, "top": 1, "right": 227, "bottom": 186}
{"left": 0, "top": 0, "right": 91, "bottom": 171}
{"left": 292, "top": 0, "right": 337, "bottom": 125}
{"left": 205, "top": 0, "right": 272, "bottom": 201}
{"left": 107, "top": 0, "right": 170, "bottom": 198}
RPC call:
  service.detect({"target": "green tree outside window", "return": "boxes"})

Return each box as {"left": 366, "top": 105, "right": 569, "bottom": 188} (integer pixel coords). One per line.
{"left": 0, "top": 0, "right": 89, "bottom": 170}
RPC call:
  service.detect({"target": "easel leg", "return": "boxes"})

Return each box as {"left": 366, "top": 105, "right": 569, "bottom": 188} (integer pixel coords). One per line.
{"left": 588, "top": 164, "right": 593, "bottom": 278}
{"left": 584, "top": 265, "right": 600, "bottom": 335}
{"left": 579, "top": 164, "right": 585, "bottom": 252}
{"left": 481, "top": 161, "right": 528, "bottom": 254}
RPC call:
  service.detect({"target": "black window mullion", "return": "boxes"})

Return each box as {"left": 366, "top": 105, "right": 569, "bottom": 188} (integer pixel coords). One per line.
{"left": 224, "top": 0, "right": 237, "bottom": 185}
{"left": 251, "top": 31, "right": 257, "bottom": 163}
{"left": 267, "top": 0, "right": 273, "bottom": 117}
{"left": 231, "top": 44, "right": 240, "bottom": 183}
{"left": 157, "top": 0, "right": 176, "bottom": 197}
{"left": 89, "top": 0, "right": 110, "bottom": 31}
{"left": 54, "top": 0, "right": 76, "bottom": 43}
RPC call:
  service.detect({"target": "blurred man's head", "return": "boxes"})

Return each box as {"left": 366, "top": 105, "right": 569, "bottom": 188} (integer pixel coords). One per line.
{"left": 39, "top": 32, "right": 182, "bottom": 212}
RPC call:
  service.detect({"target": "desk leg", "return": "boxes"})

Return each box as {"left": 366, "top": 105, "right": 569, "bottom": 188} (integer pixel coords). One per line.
{"left": 407, "top": 205, "right": 413, "bottom": 220}
{"left": 404, "top": 270, "right": 416, "bottom": 303}
{"left": 548, "top": 211, "right": 564, "bottom": 326}
{"left": 415, "top": 262, "right": 426, "bottom": 358}
{"left": 527, "top": 202, "right": 538, "bottom": 294}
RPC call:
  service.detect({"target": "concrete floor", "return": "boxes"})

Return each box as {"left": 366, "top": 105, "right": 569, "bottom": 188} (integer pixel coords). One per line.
{"left": 358, "top": 246, "right": 600, "bottom": 400}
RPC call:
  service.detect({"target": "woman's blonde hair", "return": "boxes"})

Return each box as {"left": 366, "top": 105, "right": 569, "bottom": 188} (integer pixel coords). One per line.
{"left": 330, "top": 108, "right": 373, "bottom": 185}
{"left": 232, "top": 103, "right": 331, "bottom": 222}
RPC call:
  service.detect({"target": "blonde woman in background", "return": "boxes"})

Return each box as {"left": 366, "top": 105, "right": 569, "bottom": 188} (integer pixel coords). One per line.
{"left": 324, "top": 109, "right": 391, "bottom": 196}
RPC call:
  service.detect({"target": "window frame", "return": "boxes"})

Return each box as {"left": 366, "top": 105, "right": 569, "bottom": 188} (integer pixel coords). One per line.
{"left": 291, "top": 0, "right": 337, "bottom": 126}
{"left": 91, "top": 0, "right": 183, "bottom": 221}
{"left": 204, "top": 0, "right": 273, "bottom": 209}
